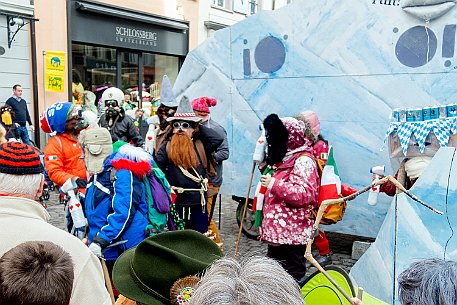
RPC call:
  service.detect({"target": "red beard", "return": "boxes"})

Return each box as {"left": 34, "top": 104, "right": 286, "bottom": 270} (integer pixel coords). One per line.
{"left": 168, "top": 132, "right": 198, "bottom": 170}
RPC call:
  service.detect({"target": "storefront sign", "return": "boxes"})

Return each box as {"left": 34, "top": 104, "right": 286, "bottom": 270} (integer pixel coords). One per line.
{"left": 70, "top": 1, "right": 189, "bottom": 56}
{"left": 45, "top": 51, "right": 65, "bottom": 92}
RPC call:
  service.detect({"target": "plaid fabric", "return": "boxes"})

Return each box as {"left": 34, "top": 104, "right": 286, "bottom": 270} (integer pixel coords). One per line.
{"left": 382, "top": 118, "right": 457, "bottom": 155}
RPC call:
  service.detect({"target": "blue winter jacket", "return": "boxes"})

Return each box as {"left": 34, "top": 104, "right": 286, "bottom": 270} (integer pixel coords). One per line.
{"left": 85, "top": 153, "right": 148, "bottom": 261}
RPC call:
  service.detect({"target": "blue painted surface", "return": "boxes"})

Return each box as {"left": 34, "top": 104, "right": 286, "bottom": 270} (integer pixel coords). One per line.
{"left": 350, "top": 148, "right": 457, "bottom": 303}
{"left": 173, "top": 0, "right": 457, "bottom": 238}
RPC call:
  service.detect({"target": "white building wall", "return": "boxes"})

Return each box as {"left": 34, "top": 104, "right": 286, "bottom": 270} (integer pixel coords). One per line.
{"left": 0, "top": 1, "right": 33, "bottom": 109}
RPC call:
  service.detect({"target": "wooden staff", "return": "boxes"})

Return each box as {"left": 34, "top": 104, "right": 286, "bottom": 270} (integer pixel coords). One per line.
{"left": 305, "top": 175, "right": 443, "bottom": 304}
{"left": 234, "top": 162, "right": 257, "bottom": 257}
{"left": 100, "top": 259, "right": 116, "bottom": 305}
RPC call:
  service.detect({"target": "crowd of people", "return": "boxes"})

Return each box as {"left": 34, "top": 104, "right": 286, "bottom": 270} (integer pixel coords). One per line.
{"left": 0, "top": 81, "right": 454, "bottom": 305}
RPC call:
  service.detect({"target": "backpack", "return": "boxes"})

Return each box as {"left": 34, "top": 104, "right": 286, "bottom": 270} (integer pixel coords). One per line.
{"left": 306, "top": 153, "right": 347, "bottom": 225}
{"left": 110, "top": 161, "right": 183, "bottom": 235}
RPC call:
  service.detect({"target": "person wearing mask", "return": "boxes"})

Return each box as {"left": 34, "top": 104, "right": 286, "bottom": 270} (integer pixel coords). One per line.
{"left": 79, "top": 129, "right": 149, "bottom": 277}
{"left": 192, "top": 96, "right": 229, "bottom": 245}
{"left": 5, "top": 84, "right": 33, "bottom": 145}
{"left": 155, "top": 96, "right": 223, "bottom": 234}
{"left": 98, "top": 87, "right": 144, "bottom": 147}
{"left": 41, "top": 102, "right": 87, "bottom": 189}
{"left": 0, "top": 105, "right": 20, "bottom": 142}
{"left": 257, "top": 114, "right": 319, "bottom": 284}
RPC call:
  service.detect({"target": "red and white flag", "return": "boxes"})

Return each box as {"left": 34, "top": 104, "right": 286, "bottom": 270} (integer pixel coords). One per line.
{"left": 318, "top": 146, "right": 341, "bottom": 205}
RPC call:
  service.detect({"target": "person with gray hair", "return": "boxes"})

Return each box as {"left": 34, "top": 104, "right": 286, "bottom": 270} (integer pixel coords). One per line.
{"left": 189, "top": 256, "right": 306, "bottom": 305}
{"left": 0, "top": 142, "right": 111, "bottom": 305}
{"left": 398, "top": 258, "right": 457, "bottom": 305}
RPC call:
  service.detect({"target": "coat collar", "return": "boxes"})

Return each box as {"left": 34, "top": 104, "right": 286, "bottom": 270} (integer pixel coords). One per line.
{"left": 0, "top": 196, "right": 50, "bottom": 222}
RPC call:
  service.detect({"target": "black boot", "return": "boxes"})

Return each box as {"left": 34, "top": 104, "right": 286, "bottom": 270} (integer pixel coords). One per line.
{"left": 316, "top": 253, "right": 332, "bottom": 267}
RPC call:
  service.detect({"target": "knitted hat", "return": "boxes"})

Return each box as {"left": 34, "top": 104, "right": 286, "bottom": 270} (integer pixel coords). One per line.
{"left": 159, "top": 75, "right": 178, "bottom": 108}
{"left": 282, "top": 117, "right": 310, "bottom": 151}
{"left": 297, "top": 110, "right": 320, "bottom": 137}
{"left": 167, "top": 96, "right": 202, "bottom": 122}
{"left": 112, "top": 230, "right": 222, "bottom": 305}
{"left": 40, "top": 102, "right": 74, "bottom": 134}
{"left": 0, "top": 142, "right": 44, "bottom": 175}
{"left": 192, "top": 97, "right": 217, "bottom": 114}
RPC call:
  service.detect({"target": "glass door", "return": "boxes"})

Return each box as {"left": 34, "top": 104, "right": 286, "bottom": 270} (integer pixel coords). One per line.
{"left": 120, "top": 51, "right": 139, "bottom": 108}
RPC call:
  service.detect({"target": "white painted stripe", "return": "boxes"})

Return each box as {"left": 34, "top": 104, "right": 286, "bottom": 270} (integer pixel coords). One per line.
{"left": 100, "top": 171, "right": 133, "bottom": 240}
{"left": 320, "top": 165, "right": 342, "bottom": 193}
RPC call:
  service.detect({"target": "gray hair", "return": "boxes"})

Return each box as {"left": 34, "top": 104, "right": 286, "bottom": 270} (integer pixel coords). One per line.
{"left": 0, "top": 173, "right": 42, "bottom": 197}
{"left": 398, "top": 258, "right": 457, "bottom": 305}
{"left": 190, "top": 256, "right": 306, "bottom": 305}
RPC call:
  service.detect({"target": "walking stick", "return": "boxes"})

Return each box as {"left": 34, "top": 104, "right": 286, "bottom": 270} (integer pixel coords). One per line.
{"left": 304, "top": 175, "right": 443, "bottom": 305}
{"left": 100, "top": 258, "right": 116, "bottom": 305}
{"left": 234, "top": 162, "right": 256, "bottom": 257}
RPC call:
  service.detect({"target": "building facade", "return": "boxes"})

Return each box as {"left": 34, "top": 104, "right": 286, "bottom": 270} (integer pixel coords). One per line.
{"left": 1, "top": 0, "right": 294, "bottom": 147}
{"left": 0, "top": 0, "right": 37, "bottom": 138}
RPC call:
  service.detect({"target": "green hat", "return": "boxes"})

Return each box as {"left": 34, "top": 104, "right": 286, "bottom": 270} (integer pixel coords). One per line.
{"left": 112, "top": 230, "right": 223, "bottom": 305}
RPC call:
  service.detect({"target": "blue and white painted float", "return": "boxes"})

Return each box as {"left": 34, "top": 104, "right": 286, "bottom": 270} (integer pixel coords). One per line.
{"left": 173, "top": 0, "right": 457, "bottom": 241}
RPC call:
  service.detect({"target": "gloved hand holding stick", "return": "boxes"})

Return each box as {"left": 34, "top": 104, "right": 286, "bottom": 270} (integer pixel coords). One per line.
{"left": 305, "top": 175, "right": 443, "bottom": 305}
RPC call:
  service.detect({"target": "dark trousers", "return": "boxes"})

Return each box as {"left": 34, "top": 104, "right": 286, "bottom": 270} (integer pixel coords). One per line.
{"left": 267, "top": 244, "right": 307, "bottom": 283}
{"left": 176, "top": 205, "right": 208, "bottom": 233}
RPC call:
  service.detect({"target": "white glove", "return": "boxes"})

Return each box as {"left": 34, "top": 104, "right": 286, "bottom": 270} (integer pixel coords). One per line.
{"left": 89, "top": 243, "right": 103, "bottom": 258}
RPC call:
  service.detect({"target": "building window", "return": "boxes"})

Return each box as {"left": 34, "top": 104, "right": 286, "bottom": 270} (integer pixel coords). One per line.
{"left": 72, "top": 43, "right": 180, "bottom": 109}
{"left": 212, "top": 0, "right": 225, "bottom": 7}
{"left": 249, "top": 0, "right": 258, "bottom": 14}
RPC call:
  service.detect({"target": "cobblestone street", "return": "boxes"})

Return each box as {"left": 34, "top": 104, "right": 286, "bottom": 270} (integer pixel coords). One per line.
{"left": 45, "top": 192, "right": 373, "bottom": 277}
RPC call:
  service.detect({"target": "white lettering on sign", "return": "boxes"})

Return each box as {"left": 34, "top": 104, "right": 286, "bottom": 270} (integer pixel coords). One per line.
{"left": 115, "top": 26, "right": 158, "bottom": 47}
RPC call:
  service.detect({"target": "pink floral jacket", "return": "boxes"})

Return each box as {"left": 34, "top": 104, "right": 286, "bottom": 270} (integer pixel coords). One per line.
{"left": 260, "top": 151, "right": 319, "bottom": 245}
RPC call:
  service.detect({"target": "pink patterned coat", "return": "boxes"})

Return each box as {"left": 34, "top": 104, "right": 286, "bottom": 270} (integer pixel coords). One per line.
{"left": 260, "top": 151, "right": 319, "bottom": 245}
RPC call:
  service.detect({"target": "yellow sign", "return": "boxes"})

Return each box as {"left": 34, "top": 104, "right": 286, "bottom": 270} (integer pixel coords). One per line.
{"left": 45, "top": 51, "right": 65, "bottom": 92}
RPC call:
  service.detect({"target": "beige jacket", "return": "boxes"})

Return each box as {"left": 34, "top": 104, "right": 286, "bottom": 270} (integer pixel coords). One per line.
{"left": 0, "top": 196, "right": 111, "bottom": 305}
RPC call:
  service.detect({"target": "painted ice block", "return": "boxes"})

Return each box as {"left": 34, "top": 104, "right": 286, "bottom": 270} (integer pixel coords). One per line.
{"left": 173, "top": 0, "right": 457, "bottom": 237}
{"left": 350, "top": 147, "right": 457, "bottom": 304}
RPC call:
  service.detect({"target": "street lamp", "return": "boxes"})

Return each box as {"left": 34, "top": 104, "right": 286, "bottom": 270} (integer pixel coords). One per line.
{"left": 0, "top": 13, "right": 39, "bottom": 48}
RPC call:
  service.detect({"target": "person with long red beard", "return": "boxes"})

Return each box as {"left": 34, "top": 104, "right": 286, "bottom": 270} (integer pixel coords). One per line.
{"left": 156, "top": 96, "right": 222, "bottom": 234}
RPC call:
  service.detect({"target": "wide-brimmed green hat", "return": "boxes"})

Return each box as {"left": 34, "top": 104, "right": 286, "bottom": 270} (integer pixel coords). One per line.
{"left": 112, "top": 230, "right": 222, "bottom": 305}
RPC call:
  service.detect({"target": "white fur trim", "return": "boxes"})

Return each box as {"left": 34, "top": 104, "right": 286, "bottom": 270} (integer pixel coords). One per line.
{"left": 118, "top": 144, "right": 153, "bottom": 162}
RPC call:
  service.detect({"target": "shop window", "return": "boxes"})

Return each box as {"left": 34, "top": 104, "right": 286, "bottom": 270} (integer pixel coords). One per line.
{"left": 142, "top": 53, "right": 179, "bottom": 112}
{"left": 72, "top": 43, "right": 181, "bottom": 111}
{"left": 72, "top": 43, "right": 116, "bottom": 105}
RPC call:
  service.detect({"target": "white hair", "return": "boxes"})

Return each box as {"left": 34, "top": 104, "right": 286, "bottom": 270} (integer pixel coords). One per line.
{"left": 398, "top": 258, "right": 457, "bottom": 305}
{"left": 190, "top": 256, "right": 306, "bottom": 305}
{"left": 0, "top": 173, "right": 42, "bottom": 197}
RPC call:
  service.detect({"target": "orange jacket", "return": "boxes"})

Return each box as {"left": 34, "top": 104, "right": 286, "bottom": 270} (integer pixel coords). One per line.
{"left": 44, "top": 133, "right": 87, "bottom": 186}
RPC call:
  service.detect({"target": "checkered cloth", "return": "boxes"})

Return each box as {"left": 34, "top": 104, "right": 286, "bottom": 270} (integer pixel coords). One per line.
{"left": 382, "top": 118, "right": 457, "bottom": 155}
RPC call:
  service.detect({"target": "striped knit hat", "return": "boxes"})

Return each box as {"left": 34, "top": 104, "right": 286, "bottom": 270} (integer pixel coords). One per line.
{"left": 0, "top": 142, "right": 44, "bottom": 175}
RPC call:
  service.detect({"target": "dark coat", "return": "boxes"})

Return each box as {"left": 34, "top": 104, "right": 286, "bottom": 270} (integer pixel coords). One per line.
{"left": 99, "top": 113, "right": 144, "bottom": 147}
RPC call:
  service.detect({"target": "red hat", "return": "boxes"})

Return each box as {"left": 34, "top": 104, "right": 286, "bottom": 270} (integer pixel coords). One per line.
{"left": 191, "top": 97, "right": 217, "bottom": 114}
{"left": 0, "top": 142, "right": 43, "bottom": 175}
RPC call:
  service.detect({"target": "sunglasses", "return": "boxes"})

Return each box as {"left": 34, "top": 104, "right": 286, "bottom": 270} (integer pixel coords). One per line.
{"left": 172, "top": 121, "right": 191, "bottom": 129}
{"left": 105, "top": 100, "right": 118, "bottom": 108}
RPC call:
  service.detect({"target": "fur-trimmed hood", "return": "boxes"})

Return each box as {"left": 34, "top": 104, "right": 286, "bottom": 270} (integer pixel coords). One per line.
{"left": 106, "top": 144, "right": 153, "bottom": 178}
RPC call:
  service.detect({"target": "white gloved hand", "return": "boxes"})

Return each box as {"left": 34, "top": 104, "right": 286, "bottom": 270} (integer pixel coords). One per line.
{"left": 89, "top": 242, "right": 103, "bottom": 258}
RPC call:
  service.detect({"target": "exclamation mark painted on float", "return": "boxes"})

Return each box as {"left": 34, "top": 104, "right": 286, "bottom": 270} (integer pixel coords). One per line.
{"left": 243, "top": 39, "right": 251, "bottom": 76}
{"left": 442, "top": 24, "right": 456, "bottom": 67}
